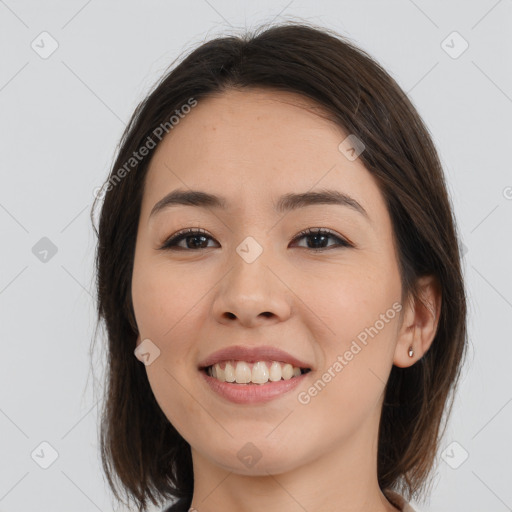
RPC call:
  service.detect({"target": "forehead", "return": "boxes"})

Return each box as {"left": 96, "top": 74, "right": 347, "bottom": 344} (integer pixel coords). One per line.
{"left": 142, "top": 88, "right": 386, "bottom": 221}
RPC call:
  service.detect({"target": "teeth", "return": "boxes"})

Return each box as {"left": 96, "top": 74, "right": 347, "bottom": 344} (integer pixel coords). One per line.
{"left": 269, "top": 361, "right": 282, "bottom": 382}
{"left": 250, "top": 361, "right": 269, "bottom": 384}
{"left": 235, "top": 361, "right": 252, "bottom": 383}
{"left": 206, "top": 360, "right": 306, "bottom": 384}
{"left": 224, "top": 362, "right": 235, "bottom": 382}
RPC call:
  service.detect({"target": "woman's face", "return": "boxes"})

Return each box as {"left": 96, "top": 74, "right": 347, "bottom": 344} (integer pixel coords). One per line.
{"left": 131, "top": 88, "right": 404, "bottom": 476}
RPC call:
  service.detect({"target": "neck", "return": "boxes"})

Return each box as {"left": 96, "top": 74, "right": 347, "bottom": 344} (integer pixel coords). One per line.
{"left": 188, "top": 407, "right": 399, "bottom": 512}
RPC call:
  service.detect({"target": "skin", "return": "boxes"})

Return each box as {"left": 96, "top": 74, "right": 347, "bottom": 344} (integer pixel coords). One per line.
{"left": 131, "top": 88, "right": 441, "bottom": 512}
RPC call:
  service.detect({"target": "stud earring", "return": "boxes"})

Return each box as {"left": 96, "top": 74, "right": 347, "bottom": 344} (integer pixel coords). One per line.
{"left": 408, "top": 346, "right": 414, "bottom": 358}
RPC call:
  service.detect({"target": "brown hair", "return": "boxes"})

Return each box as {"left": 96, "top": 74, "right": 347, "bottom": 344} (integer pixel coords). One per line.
{"left": 91, "top": 20, "right": 468, "bottom": 512}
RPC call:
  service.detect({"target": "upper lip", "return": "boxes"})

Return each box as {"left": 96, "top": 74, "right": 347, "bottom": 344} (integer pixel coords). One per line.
{"left": 198, "top": 344, "right": 313, "bottom": 370}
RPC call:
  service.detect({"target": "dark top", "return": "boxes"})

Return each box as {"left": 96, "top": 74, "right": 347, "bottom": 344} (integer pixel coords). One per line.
{"left": 162, "top": 496, "right": 193, "bottom": 512}
{"left": 163, "top": 490, "right": 414, "bottom": 511}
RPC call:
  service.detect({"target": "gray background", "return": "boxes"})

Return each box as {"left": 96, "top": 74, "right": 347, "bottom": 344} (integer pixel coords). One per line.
{"left": 1, "top": 1, "right": 511, "bottom": 511}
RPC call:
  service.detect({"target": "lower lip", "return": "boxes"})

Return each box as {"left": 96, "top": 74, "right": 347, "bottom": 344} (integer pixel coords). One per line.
{"left": 199, "top": 369, "right": 311, "bottom": 404}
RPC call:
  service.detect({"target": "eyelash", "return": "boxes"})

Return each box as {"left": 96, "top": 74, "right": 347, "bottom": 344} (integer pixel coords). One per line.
{"left": 158, "top": 227, "right": 352, "bottom": 252}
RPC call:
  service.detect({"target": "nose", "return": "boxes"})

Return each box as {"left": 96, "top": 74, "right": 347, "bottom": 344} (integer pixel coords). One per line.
{"left": 211, "top": 250, "right": 293, "bottom": 328}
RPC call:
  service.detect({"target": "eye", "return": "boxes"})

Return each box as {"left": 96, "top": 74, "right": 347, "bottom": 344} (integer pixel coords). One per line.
{"left": 290, "top": 228, "right": 352, "bottom": 251}
{"left": 159, "top": 228, "right": 218, "bottom": 251}
{"left": 158, "top": 227, "right": 352, "bottom": 251}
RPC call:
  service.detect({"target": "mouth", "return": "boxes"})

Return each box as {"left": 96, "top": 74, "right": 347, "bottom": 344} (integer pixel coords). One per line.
{"left": 199, "top": 360, "right": 312, "bottom": 385}
{"left": 198, "top": 360, "right": 313, "bottom": 404}
{"left": 197, "top": 345, "right": 313, "bottom": 403}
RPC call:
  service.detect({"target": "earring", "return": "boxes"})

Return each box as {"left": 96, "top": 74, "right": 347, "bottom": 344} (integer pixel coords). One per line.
{"left": 408, "top": 346, "right": 414, "bottom": 358}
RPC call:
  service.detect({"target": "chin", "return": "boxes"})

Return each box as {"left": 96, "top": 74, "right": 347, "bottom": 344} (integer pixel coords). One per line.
{"left": 202, "top": 442, "right": 308, "bottom": 476}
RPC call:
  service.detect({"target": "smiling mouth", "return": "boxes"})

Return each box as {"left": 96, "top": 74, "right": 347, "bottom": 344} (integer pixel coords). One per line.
{"left": 201, "top": 360, "right": 312, "bottom": 385}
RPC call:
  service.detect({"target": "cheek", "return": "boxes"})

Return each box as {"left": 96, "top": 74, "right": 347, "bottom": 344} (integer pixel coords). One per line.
{"left": 303, "top": 259, "right": 400, "bottom": 342}
{"left": 131, "top": 261, "right": 210, "bottom": 434}
{"left": 132, "top": 257, "right": 211, "bottom": 342}
{"left": 300, "top": 258, "right": 401, "bottom": 412}
{"left": 131, "top": 257, "right": 216, "bottom": 382}
{"left": 295, "top": 275, "right": 400, "bottom": 444}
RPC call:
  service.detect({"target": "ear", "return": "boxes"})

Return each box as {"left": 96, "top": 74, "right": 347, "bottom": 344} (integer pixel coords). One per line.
{"left": 393, "top": 275, "right": 442, "bottom": 368}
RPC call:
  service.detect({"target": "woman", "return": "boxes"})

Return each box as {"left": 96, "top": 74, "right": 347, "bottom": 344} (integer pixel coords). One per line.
{"left": 92, "top": 21, "right": 467, "bottom": 512}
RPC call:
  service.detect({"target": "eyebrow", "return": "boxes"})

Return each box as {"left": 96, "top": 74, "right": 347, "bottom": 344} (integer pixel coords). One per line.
{"left": 149, "top": 188, "right": 370, "bottom": 221}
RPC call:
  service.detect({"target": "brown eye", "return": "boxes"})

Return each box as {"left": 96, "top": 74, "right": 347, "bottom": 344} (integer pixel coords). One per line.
{"left": 159, "top": 227, "right": 352, "bottom": 252}
{"left": 291, "top": 228, "right": 352, "bottom": 251}
{"left": 160, "top": 228, "right": 217, "bottom": 251}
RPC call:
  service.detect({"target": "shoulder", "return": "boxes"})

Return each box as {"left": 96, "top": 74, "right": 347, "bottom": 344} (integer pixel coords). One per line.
{"left": 383, "top": 489, "right": 417, "bottom": 512}
{"left": 165, "top": 492, "right": 416, "bottom": 512}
